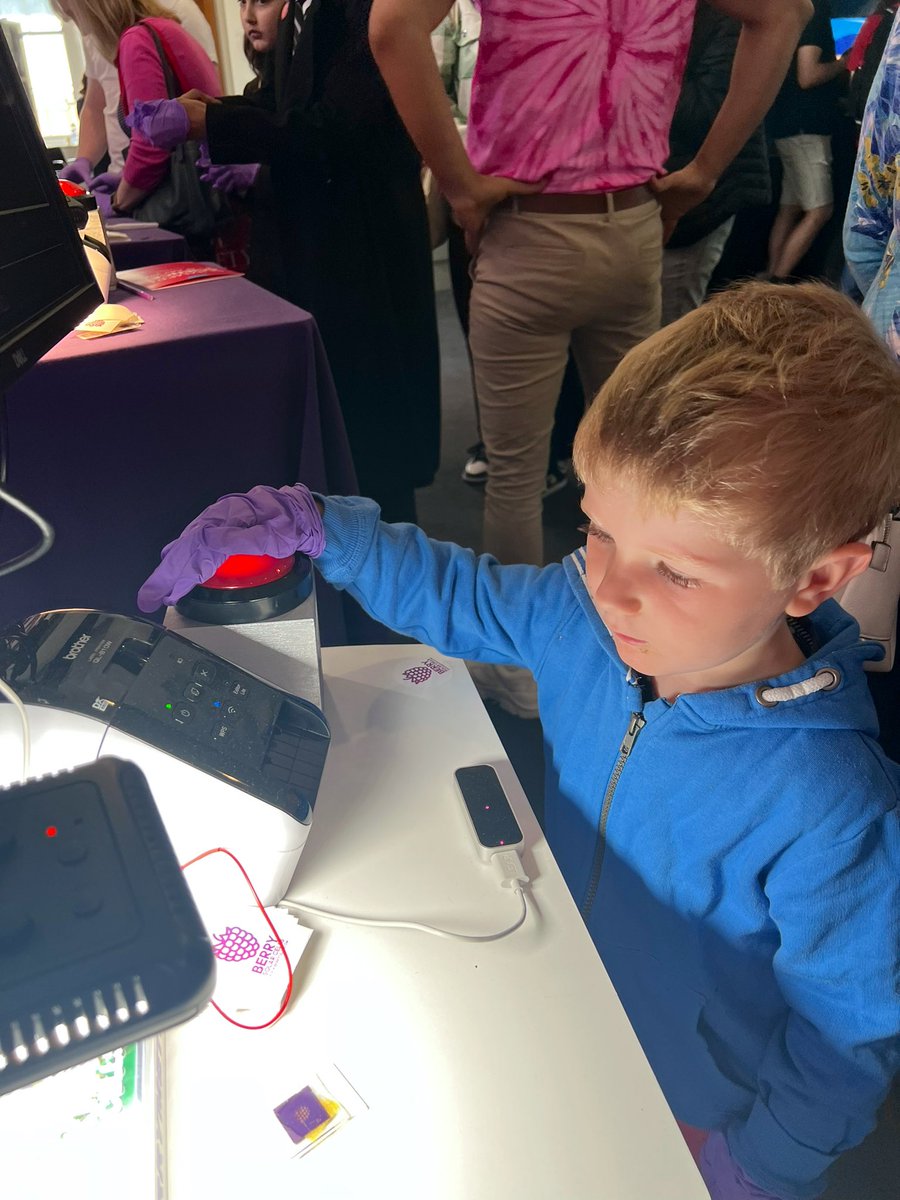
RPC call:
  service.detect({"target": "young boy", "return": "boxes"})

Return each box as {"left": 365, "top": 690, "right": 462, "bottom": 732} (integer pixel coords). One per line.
{"left": 139, "top": 283, "right": 900, "bottom": 1200}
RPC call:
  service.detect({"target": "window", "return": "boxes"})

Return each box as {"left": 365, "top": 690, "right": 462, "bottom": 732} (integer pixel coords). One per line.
{"left": 1, "top": 0, "right": 82, "bottom": 146}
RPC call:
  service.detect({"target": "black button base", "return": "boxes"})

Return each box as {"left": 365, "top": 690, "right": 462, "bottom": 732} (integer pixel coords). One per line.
{"left": 175, "top": 557, "right": 313, "bottom": 626}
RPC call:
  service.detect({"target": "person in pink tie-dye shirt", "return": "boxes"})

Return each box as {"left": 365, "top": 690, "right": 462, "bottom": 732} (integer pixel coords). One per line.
{"left": 369, "top": 0, "right": 811, "bottom": 727}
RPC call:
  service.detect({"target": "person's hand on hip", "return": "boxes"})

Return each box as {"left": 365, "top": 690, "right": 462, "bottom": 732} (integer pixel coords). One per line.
{"left": 448, "top": 172, "right": 544, "bottom": 255}
{"left": 650, "top": 159, "right": 717, "bottom": 244}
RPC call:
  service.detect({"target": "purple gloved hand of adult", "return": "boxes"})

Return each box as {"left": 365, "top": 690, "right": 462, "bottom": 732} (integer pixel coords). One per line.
{"left": 88, "top": 170, "right": 121, "bottom": 195}
{"left": 200, "top": 162, "right": 260, "bottom": 194}
{"left": 137, "top": 485, "right": 326, "bottom": 613}
{"left": 59, "top": 156, "right": 93, "bottom": 185}
{"left": 125, "top": 99, "right": 191, "bottom": 149}
{"left": 699, "top": 1133, "right": 785, "bottom": 1200}
{"left": 94, "top": 190, "right": 114, "bottom": 218}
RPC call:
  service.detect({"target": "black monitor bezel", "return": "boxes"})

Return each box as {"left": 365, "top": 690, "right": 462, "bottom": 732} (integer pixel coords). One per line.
{"left": 0, "top": 25, "right": 101, "bottom": 391}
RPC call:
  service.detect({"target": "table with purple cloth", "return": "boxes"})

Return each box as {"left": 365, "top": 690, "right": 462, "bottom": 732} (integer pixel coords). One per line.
{"left": 105, "top": 218, "right": 188, "bottom": 270}
{"left": 2, "top": 277, "right": 357, "bottom": 644}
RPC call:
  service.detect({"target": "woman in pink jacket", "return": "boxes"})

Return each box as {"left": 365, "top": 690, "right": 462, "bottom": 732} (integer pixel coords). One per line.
{"left": 61, "top": 0, "right": 220, "bottom": 216}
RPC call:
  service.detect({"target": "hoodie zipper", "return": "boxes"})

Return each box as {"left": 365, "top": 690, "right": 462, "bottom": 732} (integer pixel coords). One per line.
{"left": 580, "top": 710, "right": 646, "bottom": 923}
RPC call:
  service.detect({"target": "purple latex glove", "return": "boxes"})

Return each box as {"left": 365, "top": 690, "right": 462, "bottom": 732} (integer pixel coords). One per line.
{"left": 125, "top": 99, "right": 191, "bottom": 149}
{"left": 59, "top": 156, "right": 93, "bottom": 184}
{"left": 200, "top": 162, "right": 261, "bottom": 195}
{"left": 699, "top": 1133, "right": 785, "bottom": 1200}
{"left": 88, "top": 170, "right": 121, "bottom": 195}
{"left": 94, "top": 190, "right": 114, "bottom": 218}
{"left": 137, "top": 485, "right": 326, "bottom": 612}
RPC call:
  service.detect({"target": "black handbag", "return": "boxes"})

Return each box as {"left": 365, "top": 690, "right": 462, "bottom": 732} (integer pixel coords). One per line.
{"left": 127, "top": 23, "right": 226, "bottom": 243}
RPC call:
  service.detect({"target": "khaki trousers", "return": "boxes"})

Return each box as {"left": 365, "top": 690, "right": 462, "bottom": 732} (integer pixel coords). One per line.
{"left": 469, "top": 200, "right": 662, "bottom": 565}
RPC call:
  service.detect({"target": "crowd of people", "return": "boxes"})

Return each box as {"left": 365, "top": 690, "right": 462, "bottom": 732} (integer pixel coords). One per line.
{"left": 57, "top": 1, "right": 899, "bottom": 558}
{"left": 55, "top": 1, "right": 900, "bottom": 1197}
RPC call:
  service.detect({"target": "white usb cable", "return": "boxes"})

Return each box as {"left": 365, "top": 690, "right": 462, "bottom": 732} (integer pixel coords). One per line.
{"left": 0, "top": 675, "right": 30, "bottom": 782}
{"left": 281, "top": 848, "right": 531, "bottom": 943}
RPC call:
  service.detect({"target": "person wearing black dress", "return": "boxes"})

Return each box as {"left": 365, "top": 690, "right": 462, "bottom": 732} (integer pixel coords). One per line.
{"left": 180, "top": 0, "right": 440, "bottom": 523}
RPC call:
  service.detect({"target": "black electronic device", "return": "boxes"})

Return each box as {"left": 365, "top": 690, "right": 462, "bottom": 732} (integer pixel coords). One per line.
{"left": 0, "top": 26, "right": 101, "bottom": 391}
{"left": 454, "top": 765, "right": 524, "bottom": 861}
{"left": 0, "top": 609, "right": 330, "bottom": 827}
{"left": 0, "top": 609, "right": 330, "bottom": 906}
{"left": 0, "top": 757, "right": 215, "bottom": 1097}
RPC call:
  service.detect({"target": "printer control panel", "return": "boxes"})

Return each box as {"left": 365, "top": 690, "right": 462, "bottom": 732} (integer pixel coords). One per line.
{"left": 0, "top": 610, "right": 329, "bottom": 824}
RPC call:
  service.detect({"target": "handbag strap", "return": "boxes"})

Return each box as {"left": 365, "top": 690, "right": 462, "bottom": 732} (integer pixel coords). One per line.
{"left": 138, "top": 20, "right": 180, "bottom": 102}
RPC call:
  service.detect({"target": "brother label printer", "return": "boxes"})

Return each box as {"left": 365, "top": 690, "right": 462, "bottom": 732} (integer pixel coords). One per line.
{"left": 0, "top": 604, "right": 330, "bottom": 905}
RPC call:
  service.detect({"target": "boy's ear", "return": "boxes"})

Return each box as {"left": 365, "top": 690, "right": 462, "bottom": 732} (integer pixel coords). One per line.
{"left": 785, "top": 543, "right": 873, "bottom": 617}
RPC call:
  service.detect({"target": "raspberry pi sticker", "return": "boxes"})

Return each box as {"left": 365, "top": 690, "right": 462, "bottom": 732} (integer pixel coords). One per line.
{"left": 271, "top": 1065, "right": 367, "bottom": 1160}
{"left": 212, "top": 926, "right": 260, "bottom": 963}
{"left": 398, "top": 655, "right": 453, "bottom": 691}
{"left": 273, "top": 1085, "right": 335, "bottom": 1143}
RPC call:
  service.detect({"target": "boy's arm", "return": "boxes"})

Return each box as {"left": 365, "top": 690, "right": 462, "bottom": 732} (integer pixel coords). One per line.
{"left": 316, "top": 497, "right": 563, "bottom": 671}
{"left": 137, "top": 488, "right": 565, "bottom": 668}
{"left": 727, "top": 809, "right": 900, "bottom": 1197}
{"left": 655, "top": 0, "right": 812, "bottom": 240}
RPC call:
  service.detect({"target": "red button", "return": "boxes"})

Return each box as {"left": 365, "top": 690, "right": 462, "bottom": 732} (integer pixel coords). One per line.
{"left": 201, "top": 554, "right": 295, "bottom": 590}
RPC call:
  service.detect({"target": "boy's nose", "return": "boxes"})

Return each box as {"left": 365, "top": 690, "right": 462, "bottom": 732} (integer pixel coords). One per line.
{"left": 594, "top": 563, "right": 640, "bottom": 615}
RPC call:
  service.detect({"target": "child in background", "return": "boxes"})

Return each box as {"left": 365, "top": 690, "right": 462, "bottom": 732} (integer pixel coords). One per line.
{"left": 138, "top": 283, "right": 900, "bottom": 1200}
{"left": 240, "top": 0, "right": 281, "bottom": 77}
{"left": 198, "top": 0, "right": 282, "bottom": 271}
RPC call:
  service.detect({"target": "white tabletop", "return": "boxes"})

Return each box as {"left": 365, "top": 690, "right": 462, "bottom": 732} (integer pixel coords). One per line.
{"left": 165, "top": 644, "right": 707, "bottom": 1199}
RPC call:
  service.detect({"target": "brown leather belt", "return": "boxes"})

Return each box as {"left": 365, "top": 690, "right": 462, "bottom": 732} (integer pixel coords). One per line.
{"left": 500, "top": 184, "right": 655, "bottom": 214}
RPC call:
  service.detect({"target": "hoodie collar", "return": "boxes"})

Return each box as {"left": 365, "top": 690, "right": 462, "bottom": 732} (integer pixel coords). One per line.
{"left": 564, "top": 549, "right": 882, "bottom": 735}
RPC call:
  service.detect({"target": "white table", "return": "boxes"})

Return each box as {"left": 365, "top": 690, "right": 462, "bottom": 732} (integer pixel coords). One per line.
{"left": 165, "top": 644, "right": 707, "bottom": 1199}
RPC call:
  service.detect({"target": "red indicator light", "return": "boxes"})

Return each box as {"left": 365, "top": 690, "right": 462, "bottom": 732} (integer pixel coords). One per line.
{"left": 202, "top": 554, "right": 295, "bottom": 591}
{"left": 484, "top": 804, "right": 490, "bottom": 810}
{"left": 45, "top": 826, "right": 58, "bottom": 838}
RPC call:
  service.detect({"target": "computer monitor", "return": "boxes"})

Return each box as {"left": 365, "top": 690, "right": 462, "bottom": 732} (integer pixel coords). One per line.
{"left": 0, "top": 25, "right": 100, "bottom": 392}
{"left": 832, "top": 17, "right": 866, "bottom": 57}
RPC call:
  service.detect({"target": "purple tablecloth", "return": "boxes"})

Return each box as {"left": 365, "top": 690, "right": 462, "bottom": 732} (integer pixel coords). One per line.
{"left": 2, "top": 277, "right": 357, "bottom": 643}
{"left": 105, "top": 219, "right": 188, "bottom": 270}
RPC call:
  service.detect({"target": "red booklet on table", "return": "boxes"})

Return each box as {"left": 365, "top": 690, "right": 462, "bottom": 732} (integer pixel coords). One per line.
{"left": 116, "top": 262, "right": 243, "bottom": 291}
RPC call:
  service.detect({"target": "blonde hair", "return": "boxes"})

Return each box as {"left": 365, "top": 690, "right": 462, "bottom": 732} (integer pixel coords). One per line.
{"left": 573, "top": 282, "right": 900, "bottom": 586}
{"left": 64, "top": 0, "right": 178, "bottom": 61}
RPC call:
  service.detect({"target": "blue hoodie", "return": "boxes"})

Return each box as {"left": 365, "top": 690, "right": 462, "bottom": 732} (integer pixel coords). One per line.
{"left": 316, "top": 496, "right": 900, "bottom": 1199}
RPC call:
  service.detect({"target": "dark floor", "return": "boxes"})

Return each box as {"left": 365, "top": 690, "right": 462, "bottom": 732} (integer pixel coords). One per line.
{"left": 403, "top": 258, "right": 900, "bottom": 1199}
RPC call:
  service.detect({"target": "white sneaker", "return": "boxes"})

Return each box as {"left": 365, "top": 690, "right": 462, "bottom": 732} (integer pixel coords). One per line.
{"left": 542, "top": 463, "right": 569, "bottom": 498}
{"left": 466, "top": 660, "right": 540, "bottom": 720}
{"left": 462, "top": 443, "right": 489, "bottom": 484}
